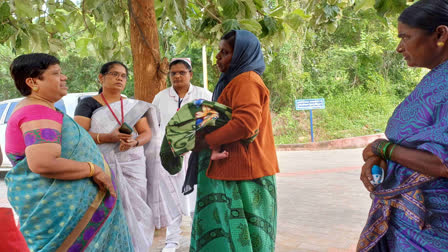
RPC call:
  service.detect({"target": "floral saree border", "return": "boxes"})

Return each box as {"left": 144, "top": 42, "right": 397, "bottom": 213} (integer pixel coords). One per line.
{"left": 357, "top": 172, "right": 434, "bottom": 252}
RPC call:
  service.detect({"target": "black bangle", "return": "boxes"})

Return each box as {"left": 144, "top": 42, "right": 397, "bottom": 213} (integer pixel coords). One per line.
{"left": 135, "top": 140, "right": 139, "bottom": 147}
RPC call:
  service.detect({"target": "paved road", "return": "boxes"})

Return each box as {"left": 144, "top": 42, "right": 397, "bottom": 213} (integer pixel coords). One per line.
{"left": 1, "top": 149, "right": 372, "bottom": 252}
{"left": 273, "top": 149, "right": 371, "bottom": 252}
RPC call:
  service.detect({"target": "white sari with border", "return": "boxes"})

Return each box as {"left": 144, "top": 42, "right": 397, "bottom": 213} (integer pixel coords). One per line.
{"left": 89, "top": 99, "right": 181, "bottom": 251}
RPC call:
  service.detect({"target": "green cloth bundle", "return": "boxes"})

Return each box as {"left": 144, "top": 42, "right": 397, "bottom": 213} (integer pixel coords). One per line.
{"left": 160, "top": 99, "right": 232, "bottom": 174}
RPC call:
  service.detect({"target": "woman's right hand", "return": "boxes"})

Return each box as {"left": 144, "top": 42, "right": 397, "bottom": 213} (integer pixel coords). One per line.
{"left": 92, "top": 165, "right": 117, "bottom": 198}
{"left": 362, "top": 138, "right": 388, "bottom": 161}
{"left": 360, "top": 156, "right": 387, "bottom": 192}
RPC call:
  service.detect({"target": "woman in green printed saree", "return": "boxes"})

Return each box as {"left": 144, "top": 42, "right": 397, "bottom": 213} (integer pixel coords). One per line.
{"left": 163, "top": 30, "right": 279, "bottom": 251}
{"left": 193, "top": 30, "right": 279, "bottom": 252}
{"left": 5, "top": 53, "right": 133, "bottom": 252}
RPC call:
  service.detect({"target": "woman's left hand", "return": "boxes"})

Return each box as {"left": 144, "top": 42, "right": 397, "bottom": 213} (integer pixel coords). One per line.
{"left": 91, "top": 165, "right": 117, "bottom": 198}
{"left": 117, "top": 133, "right": 132, "bottom": 141}
{"left": 360, "top": 156, "right": 387, "bottom": 192}
{"left": 119, "top": 139, "right": 137, "bottom": 152}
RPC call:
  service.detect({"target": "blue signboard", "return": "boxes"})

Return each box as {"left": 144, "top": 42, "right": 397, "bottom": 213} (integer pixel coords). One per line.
{"left": 295, "top": 98, "right": 325, "bottom": 110}
{"left": 294, "top": 98, "right": 325, "bottom": 142}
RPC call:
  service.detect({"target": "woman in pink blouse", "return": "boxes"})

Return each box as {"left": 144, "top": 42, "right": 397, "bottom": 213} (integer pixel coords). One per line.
{"left": 5, "top": 53, "right": 133, "bottom": 251}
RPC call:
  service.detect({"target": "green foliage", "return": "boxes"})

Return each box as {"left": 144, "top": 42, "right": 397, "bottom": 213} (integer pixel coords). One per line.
{"left": 0, "top": 45, "right": 20, "bottom": 101}
{"left": 1, "top": 0, "right": 131, "bottom": 60}
{"left": 298, "top": 9, "right": 424, "bottom": 99}
{"left": 374, "top": 0, "right": 407, "bottom": 17}
{"left": 59, "top": 55, "right": 102, "bottom": 93}
{"left": 0, "top": 0, "right": 405, "bottom": 66}
{"left": 268, "top": 7, "right": 426, "bottom": 143}
{"left": 263, "top": 33, "right": 305, "bottom": 111}
{"left": 319, "top": 90, "right": 398, "bottom": 139}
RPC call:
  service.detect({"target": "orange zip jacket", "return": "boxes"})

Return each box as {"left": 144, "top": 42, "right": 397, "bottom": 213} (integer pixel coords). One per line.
{"left": 205, "top": 71, "right": 279, "bottom": 180}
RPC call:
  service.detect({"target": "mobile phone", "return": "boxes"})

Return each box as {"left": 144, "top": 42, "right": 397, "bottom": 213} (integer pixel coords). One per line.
{"left": 119, "top": 122, "right": 133, "bottom": 134}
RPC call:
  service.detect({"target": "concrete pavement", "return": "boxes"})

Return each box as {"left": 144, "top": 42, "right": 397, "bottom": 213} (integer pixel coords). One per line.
{"left": 1, "top": 149, "right": 373, "bottom": 252}
{"left": 274, "top": 149, "right": 371, "bottom": 251}
{"left": 149, "top": 149, "right": 372, "bottom": 251}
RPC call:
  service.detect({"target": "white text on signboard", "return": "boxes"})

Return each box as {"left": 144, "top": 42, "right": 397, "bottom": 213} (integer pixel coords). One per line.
{"left": 295, "top": 98, "right": 325, "bottom": 110}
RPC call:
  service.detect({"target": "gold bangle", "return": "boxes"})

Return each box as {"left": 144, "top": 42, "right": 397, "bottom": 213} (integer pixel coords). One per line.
{"left": 87, "top": 162, "right": 95, "bottom": 177}
{"left": 96, "top": 133, "right": 101, "bottom": 144}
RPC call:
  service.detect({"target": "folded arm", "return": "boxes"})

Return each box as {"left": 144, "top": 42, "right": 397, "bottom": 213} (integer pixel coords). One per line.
{"left": 361, "top": 139, "right": 448, "bottom": 192}
{"left": 205, "top": 80, "right": 266, "bottom": 148}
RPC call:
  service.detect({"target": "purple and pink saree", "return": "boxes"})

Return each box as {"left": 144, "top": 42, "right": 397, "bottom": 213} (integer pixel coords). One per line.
{"left": 358, "top": 61, "right": 448, "bottom": 251}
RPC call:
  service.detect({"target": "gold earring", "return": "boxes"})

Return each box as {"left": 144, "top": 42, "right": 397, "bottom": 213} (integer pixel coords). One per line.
{"left": 438, "top": 41, "right": 445, "bottom": 47}
{"left": 32, "top": 86, "right": 39, "bottom": 92}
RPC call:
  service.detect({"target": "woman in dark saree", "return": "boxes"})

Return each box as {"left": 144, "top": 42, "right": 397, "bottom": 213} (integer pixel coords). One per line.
{"left": 358, "top": 1, "right": 448, "bottom": 251}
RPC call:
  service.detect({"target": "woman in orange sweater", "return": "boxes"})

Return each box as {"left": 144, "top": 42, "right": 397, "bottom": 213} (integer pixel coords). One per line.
{"left": 192, "top": 30, "right": 279, "bottom": 251}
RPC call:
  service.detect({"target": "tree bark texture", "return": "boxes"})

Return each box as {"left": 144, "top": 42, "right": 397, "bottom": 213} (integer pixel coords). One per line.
{"left": 129, "top": 0, "right": 169, "bottom": 102}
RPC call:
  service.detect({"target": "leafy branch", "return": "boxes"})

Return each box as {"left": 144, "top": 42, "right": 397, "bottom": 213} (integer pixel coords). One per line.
{"left": 81, "top": 0, "right": 94, "bottom": 34}
{"left": 192, "top": 0, "right": 222, "bottom": 24}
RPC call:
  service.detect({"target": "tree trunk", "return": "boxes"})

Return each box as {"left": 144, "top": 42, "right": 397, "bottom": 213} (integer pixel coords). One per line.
{"left": 129, "top": 0, "right": 169, "bottom": 102}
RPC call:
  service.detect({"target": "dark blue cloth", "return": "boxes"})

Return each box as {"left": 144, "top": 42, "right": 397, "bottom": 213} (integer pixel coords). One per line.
{"left": 212, "top": 30, "right": 266, "bottom": 101}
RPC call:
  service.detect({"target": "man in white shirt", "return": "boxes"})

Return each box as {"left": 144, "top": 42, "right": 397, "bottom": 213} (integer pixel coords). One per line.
{"left": 152, "top": 58, "right": 212, "bottom": 252}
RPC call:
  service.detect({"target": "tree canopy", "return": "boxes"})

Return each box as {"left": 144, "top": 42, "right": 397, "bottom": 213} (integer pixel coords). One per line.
{"left": 0, "top": 0, "right": 408, "bottom": 60}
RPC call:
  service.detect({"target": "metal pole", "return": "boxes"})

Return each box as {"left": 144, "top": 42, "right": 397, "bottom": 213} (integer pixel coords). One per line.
{"left": 202, "top": 45, "right": 208, "bottom": 89}
{"left": 310, "top": 109, "right": 314, "bottom": 142}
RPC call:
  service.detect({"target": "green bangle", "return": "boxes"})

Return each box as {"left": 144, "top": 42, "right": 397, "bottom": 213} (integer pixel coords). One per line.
{"left": 388, "top": 144, "right": 397, "bottom": 160}
{"left": 382, "top": 142, "right": 391, "bottom": 160}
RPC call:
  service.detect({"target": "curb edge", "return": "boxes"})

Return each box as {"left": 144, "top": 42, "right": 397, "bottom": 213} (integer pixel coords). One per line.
{"left": 275, "top": 133, "right": 385, "bottom": 151}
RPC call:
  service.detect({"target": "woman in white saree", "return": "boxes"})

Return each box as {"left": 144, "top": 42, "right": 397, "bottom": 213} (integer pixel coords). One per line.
{"left": 74, "top": 61, "right": 179, "bottom": 251}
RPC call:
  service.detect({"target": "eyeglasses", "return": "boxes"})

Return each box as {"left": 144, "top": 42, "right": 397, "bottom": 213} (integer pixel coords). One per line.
{"left": 169, "top": 71, "right": 190, "bottom": 77}
{"left": 106, "top": 71, "right": 128, "bottom": 79}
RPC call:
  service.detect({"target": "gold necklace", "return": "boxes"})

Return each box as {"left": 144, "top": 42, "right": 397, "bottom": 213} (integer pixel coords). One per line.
{"left": 27, "top": 96, "right": 56, "bottom": 110}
